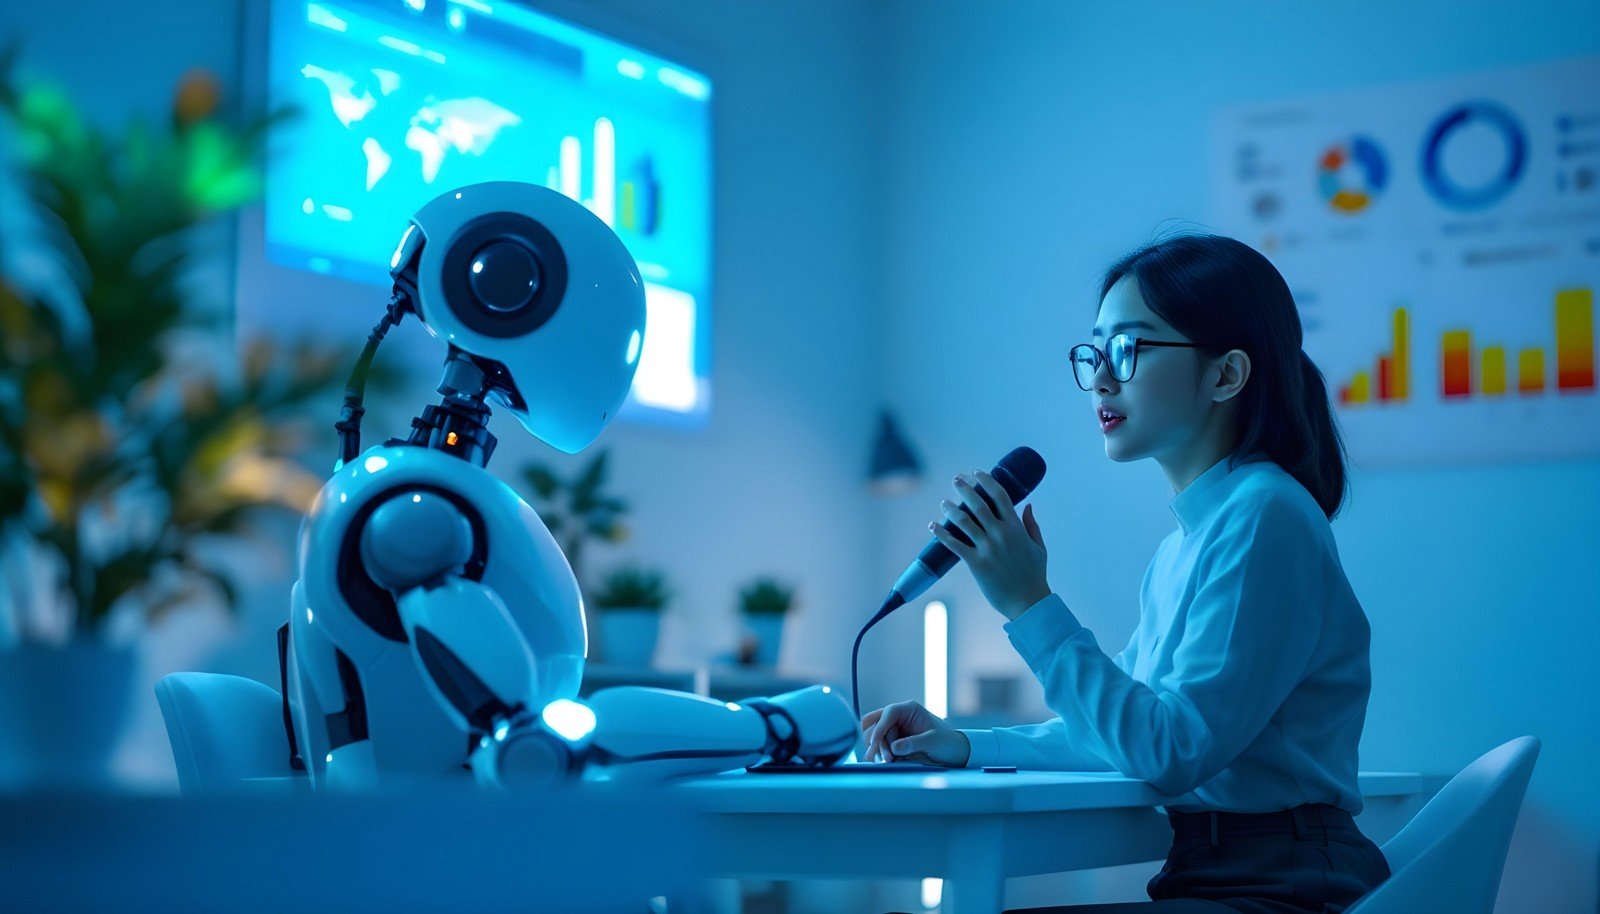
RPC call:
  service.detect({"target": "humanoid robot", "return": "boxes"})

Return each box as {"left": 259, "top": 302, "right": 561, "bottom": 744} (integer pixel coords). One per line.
{"left": 279, "top": 182, "right": 855, "bottom": 791}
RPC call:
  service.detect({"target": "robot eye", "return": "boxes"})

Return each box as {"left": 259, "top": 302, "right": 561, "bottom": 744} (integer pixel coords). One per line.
{"left": 469, "top": 241, "right": 543, "bottom": 314}
{"left": 439, "top": 213, "right": 568, "bottom": 339}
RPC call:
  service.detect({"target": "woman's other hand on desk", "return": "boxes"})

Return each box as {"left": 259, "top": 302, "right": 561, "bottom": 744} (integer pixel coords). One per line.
{"left": 860, "top": 700, "right": 970, "bottom": 767}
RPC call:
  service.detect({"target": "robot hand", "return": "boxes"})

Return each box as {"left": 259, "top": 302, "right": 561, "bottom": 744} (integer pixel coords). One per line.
{"left": 472, "top": 685, "right": 858, "bottom": 789}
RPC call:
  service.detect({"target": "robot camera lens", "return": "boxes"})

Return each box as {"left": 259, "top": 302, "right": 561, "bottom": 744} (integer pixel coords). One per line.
{"left": 469, "top": 241, "right": 543, "bottom": 313}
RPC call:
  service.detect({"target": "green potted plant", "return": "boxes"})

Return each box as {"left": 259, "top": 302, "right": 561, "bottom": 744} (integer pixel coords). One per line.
{"left": 0, "top": 54, "right": 343, "bottom": 786}
{"left": 591, "top": 565, "right": 670, "bottom": 668}
{"left": 738, "top": 578, "right": 795, "bottom": 668}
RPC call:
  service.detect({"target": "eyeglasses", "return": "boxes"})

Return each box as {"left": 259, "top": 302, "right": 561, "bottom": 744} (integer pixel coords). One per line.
{"left": 1069, "top": 334, "right": 1209, "bottom": 391}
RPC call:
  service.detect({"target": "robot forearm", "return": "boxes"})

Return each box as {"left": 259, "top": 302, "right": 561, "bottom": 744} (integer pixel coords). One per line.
{"left": 473, "top": 685, "right": 858, "bottom": 789}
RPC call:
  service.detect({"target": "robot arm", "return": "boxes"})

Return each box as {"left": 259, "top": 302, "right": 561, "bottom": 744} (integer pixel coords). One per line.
{"left": 360, "top": 488, "right": 542, "bottom": 740}
{"left": 474, "top": 684, "right": 858, "bottom": 789}
{"left": 357, "top": 484, "right": 859, "bottom": 789}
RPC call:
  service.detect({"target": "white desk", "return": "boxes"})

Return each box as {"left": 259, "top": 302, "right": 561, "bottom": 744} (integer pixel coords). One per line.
{"left": 676, "top": 769, "right": 1445, "bottom": 914}
{"left": 0, "top": 771, "right": 1442, "bottom": 914}
{"left": 0, "top": 786, "right": 709, "bottom": 914}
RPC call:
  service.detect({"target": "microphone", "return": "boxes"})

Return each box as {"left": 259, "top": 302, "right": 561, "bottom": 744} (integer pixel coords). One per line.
{"left": 850, "top": 446, "right": 1047, "bottom": 723}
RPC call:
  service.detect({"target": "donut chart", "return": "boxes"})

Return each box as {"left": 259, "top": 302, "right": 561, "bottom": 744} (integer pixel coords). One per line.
{"left": 1318, "top": 135, "right": 1388, "bottom": 213}
{"left": 1421, "top": 100, "right": 1527, "bottom": 210}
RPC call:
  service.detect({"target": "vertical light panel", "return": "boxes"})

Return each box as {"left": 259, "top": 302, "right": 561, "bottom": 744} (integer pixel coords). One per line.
{"left": 921, "top": 877, "right": 943, "bottom": 910}
{"left": 592, "top": 117, "right": 616, "bottom": 227}
{"left": 924, "top": 601, "right": 948, "bottom": 719}
{"left": 559, "top": 135, "right": 582, "bottom": 202}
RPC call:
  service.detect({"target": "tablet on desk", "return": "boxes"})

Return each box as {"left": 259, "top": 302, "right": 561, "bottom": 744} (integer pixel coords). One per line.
{"left": 746, "top": 762, "right": 947, "bottom": 774}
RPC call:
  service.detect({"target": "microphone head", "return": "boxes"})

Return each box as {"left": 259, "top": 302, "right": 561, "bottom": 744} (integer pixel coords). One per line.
{"left": 994, "top": 446, "right": 1047, "bottom": 501}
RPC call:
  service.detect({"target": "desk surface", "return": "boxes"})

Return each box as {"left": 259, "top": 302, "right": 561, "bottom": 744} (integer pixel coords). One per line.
{"left": 0, "top": 771, "right": 1445, "bottom": 914}
{"left": 677, "top": 769, "right": 1446, "bottom": 815}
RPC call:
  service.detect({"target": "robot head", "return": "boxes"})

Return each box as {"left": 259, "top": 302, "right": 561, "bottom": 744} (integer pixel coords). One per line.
{"left": 391, "top": 182, "right": 647, "bottom": 454}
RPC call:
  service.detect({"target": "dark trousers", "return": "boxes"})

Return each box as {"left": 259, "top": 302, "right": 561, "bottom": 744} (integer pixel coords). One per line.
{"left": 1006, "top": 804, "right": 1391, "bottom": 914}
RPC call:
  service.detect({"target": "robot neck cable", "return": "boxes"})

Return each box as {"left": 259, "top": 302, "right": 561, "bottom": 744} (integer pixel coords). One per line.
{"left": 335, "top": 277, "right": 415, "bottom": 469}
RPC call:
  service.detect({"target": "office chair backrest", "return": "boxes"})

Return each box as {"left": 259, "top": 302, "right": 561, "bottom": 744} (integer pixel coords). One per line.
{"left": 154, "top": 672, "right": 291, "bottom": 793}
{"left": 1345, "top": 736, "right": 1540, "bottom": 914}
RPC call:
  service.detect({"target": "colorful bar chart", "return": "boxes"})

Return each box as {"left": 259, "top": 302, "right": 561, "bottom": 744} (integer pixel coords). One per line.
{"left": 1436, "top": 286, "right": 1594, "bottom": 400}
{"left": 1442, "top": 329, "right": 1472, "bottom": 398}
{"left": 1338, "top": 288, "right": 1595, "bottom": 406}
{"left": 1557, "top": 288, "right": 1595, "bottom": 390}
{"left": 1338, "top": 306, "right": 1410, "bottom": 406}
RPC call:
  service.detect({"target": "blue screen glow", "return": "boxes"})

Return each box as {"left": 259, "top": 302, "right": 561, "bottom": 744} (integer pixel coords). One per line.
{"left": 266, "top": 0, "right": 713, "bottom": 422}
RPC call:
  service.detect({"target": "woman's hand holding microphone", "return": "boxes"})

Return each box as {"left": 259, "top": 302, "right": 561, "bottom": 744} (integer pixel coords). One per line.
{"left": 933, "top": 469, "right": 1052, "bottom": 622}
{"left": 858, "top": 470, "right": 1053, "bottom": 764}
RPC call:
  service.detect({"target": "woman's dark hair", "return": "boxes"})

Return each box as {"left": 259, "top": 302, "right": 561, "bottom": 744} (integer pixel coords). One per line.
{"left": 1099, "top": 233, "right": 1349, "bottom": 519}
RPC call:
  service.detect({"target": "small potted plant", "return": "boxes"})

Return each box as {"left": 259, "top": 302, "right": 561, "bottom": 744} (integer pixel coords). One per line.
{"left": 738, "top": 578, "right": 795, "bottom": 668}
{"left": 591, "top": 565, "right": 670, "bottom": 668}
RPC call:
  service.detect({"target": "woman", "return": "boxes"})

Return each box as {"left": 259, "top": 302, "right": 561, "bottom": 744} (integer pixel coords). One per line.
{"left": 860, "top": 234, "right": 1389, "bottom": 913}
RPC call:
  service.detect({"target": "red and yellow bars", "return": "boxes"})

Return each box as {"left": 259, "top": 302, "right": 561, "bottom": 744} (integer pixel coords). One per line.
{"left": 1481, "top": 346, "right": 1507, "bottom": 396}
{"left": 1339, "top": 306, "right": 1409, "bottom": 407}
{"left": 1519, "top": 349, "right": 1546, "bottom": 393}
{"left": 1556, "top": 288, "right": 1594, "bottom": 391}
{"left": 1339, "top": 371, "right": 1372, "bottom": 405}
{"left": 1390, "top": 306, "right": 1409, "bottom": 400}
{"left": 1442, "top": 329, "right": 1472, "bottom": 398}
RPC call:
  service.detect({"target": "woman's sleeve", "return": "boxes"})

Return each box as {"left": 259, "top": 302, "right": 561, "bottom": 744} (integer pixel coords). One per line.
{"left": 956, "top": 631, "right": 1136, "bottom": 771}
{"left": 997, "top": 495, "right": 1324, "bottom": 795}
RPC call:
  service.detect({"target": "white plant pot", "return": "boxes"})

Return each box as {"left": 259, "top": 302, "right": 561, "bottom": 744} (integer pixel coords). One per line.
{"left": 0, "top": 640, "right": 136, "bottom": 789}
{"left": 598, "top": 608, "right": 661, "bottom": 668}
{"left": 743, "top": 613, "right": 787, "bottom": 668}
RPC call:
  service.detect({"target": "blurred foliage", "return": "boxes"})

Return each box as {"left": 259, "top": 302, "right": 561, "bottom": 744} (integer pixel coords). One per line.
{"left": 738, "top": 578, "right": 795, "bottom": 616}
{"left": 0, "top": 49, "right": 349, "bottom": 637}
{"left": 518, "top": 448, "right": 629, "bottom": 590}
{"left": 591, "top": 565, "right": 670, "bottom": 612}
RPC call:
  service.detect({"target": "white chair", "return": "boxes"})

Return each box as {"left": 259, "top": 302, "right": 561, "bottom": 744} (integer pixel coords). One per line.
{"left": 154, "top": 672, "right": 304, "bottom": 794}
{"left": 1346, "top": 735, "right": 1540, "bottom": 914}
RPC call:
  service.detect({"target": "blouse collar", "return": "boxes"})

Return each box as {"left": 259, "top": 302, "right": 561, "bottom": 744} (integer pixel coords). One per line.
{"left": 1169, "top": 453, "right": 1265, "bottom": 534}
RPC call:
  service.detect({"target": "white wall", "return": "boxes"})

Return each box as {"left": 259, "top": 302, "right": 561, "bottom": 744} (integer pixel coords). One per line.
{"left": 867, "top": 1, "right": 1600, "bottom": 910}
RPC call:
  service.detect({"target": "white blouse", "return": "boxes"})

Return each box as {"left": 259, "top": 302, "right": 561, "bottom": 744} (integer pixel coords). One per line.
{"left": 959, "top": 454, "right": 1373, "bottom": 814}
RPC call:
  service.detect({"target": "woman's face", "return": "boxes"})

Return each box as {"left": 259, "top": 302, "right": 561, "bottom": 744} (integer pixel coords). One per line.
{"left": 1088, "top": 275, "right": 1216, "bottom": 464}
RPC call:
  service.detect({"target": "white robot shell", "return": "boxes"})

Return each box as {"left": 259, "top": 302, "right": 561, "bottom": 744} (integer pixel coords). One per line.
{"left": 288, "top": 445, "right": 588, "bottom": 786}
{"left": 400, "top": 182, "right": 648, "bottom": 454}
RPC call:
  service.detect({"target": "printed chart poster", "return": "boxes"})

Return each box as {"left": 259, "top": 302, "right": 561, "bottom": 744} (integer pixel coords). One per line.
{"left": 1210, "top": 56, "right": 1599, "bottom": 467}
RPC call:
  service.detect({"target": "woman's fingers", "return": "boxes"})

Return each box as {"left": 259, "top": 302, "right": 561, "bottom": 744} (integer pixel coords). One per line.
{"left": 890, "top": 731, "right": 929, "bottom": 758}
{"left": 953, "top": 474, "right": 1001, "bottom": 524}
{"left": 928, "top": 521, "right": 974, "bottom": 561}
{"left": 864, "top": 702, "right": 922, "bottom": 762}
{"left": 973, "top": 470, "right": 1016, "bottom": 516}
{"left": 860, "top": 707, "right": 883, "bottom": 732}
{"left": 939, "top": 500, "right": 982, "bottom": 543}
{"left": 864, "top": 705, "right": 901, "bottom": 760}
{"left": 1023, "top": 503, "right": 1045, "bottom": 548}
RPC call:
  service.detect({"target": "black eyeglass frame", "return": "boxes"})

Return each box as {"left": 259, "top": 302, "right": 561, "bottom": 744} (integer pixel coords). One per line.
{"left": 1069, "top": 335, "right": 1211, "bottom": 391}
